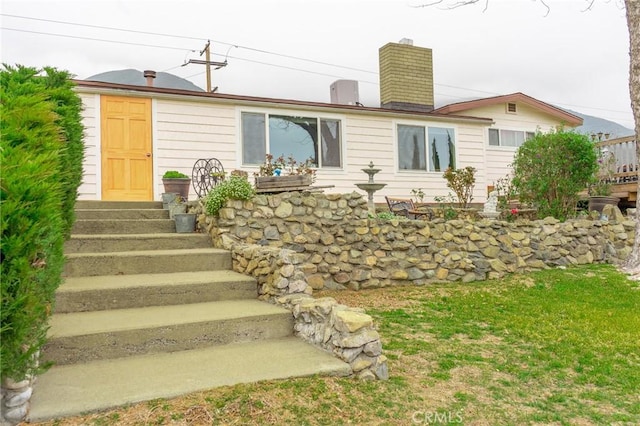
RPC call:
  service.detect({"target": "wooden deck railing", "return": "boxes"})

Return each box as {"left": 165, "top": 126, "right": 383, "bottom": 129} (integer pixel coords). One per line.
{"left": 595, "top": 135, "right": 638, "bottom": 202}
{"left": 596, "top": 135, "right": 638, "bottom": 184}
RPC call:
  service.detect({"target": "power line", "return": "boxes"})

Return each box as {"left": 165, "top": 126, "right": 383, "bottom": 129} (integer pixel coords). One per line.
{"left": 1, "top": 26, "right": 379, "bottom": 85}
{"left": 1, "top": 27, "right": 195, "bottom": 52}
{"left": 1, "top": 15, "right": 632, "bottom": 121}
{"left": 0, "top": 13, "right": 377, "bottom": 75}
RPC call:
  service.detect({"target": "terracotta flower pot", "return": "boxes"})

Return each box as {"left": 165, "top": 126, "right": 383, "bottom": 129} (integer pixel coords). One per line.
{"left": 162, "top": 178, "right": 191, "bottom": 201}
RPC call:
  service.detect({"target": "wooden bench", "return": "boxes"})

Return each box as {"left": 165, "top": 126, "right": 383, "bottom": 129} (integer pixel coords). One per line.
{"left": 385, "top": 196, "right": 433, "bottom": 220}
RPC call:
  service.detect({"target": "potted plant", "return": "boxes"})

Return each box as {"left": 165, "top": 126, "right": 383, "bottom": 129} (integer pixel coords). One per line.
{"left": 162, "top": 170, "right": 191, "bottom": 201}
{"left": 588, "top": 148, "right": 619, "bottom": 215}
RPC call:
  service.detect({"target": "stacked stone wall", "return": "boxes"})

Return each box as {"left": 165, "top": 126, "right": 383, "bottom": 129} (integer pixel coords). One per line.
{"left": 196, "top": 191, "right": 634, "bottom": 381}
{"left": 202, "top": 192, "right": 635, "bottom": 291}
{"left": 214, "top": 234, "right": 388, "bottom": 380}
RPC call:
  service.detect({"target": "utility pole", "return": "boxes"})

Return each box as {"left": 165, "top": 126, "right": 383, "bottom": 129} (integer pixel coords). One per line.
{"left": 202, "top": 40, "right": 211, "bottom": 92}
{"left": 182, "top": 40, "right": 228, "bottom": 92}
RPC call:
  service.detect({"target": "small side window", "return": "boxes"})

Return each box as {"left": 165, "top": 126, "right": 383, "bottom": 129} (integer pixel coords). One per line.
{"left": 489, "top": 129, "right": 500, "bottom": 146}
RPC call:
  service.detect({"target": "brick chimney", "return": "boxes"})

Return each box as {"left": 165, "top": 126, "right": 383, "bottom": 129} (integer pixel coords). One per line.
{"left": 379, "top": 39, "right": 434, "bottom": 112}
{"left": 143, "top": 70, "right": 156, "bottom": 87}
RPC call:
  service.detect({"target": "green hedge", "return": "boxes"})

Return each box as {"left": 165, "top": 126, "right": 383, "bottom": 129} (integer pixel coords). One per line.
{"left": 0, "top": 65, "right": 85, "bottom": 380}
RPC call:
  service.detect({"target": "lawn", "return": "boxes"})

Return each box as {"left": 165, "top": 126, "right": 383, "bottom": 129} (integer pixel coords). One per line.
{"left": 37, "top": 264, "right": 640, "bottom": 425}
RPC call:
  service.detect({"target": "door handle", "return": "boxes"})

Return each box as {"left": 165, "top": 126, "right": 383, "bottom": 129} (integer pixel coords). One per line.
{"left": 146, "top": 153, "right": 151, "bottom": 157}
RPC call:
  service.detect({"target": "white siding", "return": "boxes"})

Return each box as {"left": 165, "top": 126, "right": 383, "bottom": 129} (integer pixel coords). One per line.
{"left": 463, "top": 103, "right": 570, "bottom": 189}
{"left": 77, "top": 87, "right": 497, "bottom": 203}
{"left": 155, "top": 99, "right": 237, "bottom": 199}
{"left": 77, "top": 93, "right": 99, "bottom": 199}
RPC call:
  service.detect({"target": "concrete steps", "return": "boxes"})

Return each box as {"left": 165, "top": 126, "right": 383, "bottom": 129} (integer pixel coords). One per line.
{"left": 64, "top": 248, "right": 231, "bottom": 276}
{"left": 29, "top": 338, "right": 351, "bottom": 422}
{"left": 65, "top": 233, "right": 213, "bottom": 253}
{"left": 43, "top": 300, "right": 294, "bottom": 365}
{"left": 75, "top": 208, "right": 169, "bottom": 220}
{"left": 72, "top": 219, "right": 176, "bottom": 234}
{"left": 75, "top": 200, "right": 162, "bottom": 210}
{"left": 55, "top": 271, "right": 257, "bottom": 312}
{"left": 30, "top": 200, "right": 349, "bottom": 422}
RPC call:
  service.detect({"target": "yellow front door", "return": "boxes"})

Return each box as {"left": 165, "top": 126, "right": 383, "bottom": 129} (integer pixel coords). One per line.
{"left": 101, "top": 95, "right": 153, "bottom": 200}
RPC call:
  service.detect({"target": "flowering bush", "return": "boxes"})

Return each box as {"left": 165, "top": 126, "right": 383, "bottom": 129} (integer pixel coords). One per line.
{"left": 505, "top": 208, "right": 519, "bottom": 222}
{"left": 205, "top": 175, "right": 255, "bottom": 216}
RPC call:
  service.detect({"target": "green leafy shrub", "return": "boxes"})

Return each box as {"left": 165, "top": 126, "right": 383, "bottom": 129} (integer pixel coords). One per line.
{"left": 1, "top": 65, "right": 73, "bottom": 380}
{"left": 370, "top": 211, "right": 399, "bottom": 220}
{"left": 163, "top": 170, "right": 190, "bottom": 179}
{"left": 204, "top": 175, "right": 255, "bottom": 216}
{"left": 434, "top": 194, "right": 459, "bottom": 220}
{"left": 443, "top": 166, "right": 477, "bottom": 208}
{"left": 511, "top": 129, "right": 597, "bottom": 221}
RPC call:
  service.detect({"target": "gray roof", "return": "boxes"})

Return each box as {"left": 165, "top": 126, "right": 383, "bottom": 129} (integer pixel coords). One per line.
{"left": 86, "top": 69, "right": 204, "bottom": 92}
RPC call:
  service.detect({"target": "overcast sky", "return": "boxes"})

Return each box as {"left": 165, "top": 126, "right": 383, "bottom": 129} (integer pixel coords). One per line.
{"left": 1, "top": 0, "right": 633, "bottom": 128}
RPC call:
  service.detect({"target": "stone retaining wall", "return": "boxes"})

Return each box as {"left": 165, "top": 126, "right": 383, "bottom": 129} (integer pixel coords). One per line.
{"left": 1, "top": 377, "right": 33, "bottom": 425}
{"left": 214, "top": 234, "right": 388, "bottom": 380}
{"left": 202, "top": 192, "right": 636, "bottom": 291}
{"left": 196, "top": 191, "right": 634, "bottom": 382}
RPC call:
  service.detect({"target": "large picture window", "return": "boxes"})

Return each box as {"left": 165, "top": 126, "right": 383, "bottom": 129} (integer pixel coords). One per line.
{"left": 488, "top": 129, "right": 535, "bottom": 148}
{"left": 397, "top": 124, "right": 456, "bottom": 172}
{"left": 241, "top": 112, "right": 342, "bottom": 168}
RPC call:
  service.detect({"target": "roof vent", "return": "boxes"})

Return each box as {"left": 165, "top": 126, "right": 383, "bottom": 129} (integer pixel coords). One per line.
{"left": 399, "top": 38, "right": 413, "bottom": 46}
{"left": 143, "top": 70, "right": 156, "bottom": 87}
{"left": 507, "top": 102, "right": 517, "bottom": 113}
{"left": 330, "top": 80, "right": 360, "bottom": 105}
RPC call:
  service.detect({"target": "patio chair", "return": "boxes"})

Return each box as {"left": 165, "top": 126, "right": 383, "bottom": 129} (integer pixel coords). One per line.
{"left": 385, "top": 196, "right": 433, "bottom": 220}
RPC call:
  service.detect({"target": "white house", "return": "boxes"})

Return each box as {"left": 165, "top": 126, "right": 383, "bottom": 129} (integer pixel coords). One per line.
{"left": 75, "top": 40, "right": 582, "bottom": 204}
{"left": 433, "top": 93, "right": 583, "bottom": 186}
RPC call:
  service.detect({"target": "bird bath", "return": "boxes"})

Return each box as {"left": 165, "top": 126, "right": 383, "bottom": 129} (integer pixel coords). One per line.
{"left": 355, "top": 161, "right": 387, "bottom": 215}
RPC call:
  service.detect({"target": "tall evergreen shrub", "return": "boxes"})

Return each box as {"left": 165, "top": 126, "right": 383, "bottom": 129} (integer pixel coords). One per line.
{"left": 0, "top": 65, "right": 82, "bottom": 380}
{"left": 42, "top": 67, "right": 85, "bottom": 236}
{"left": 511, "top": 129, "right": 597, "bottom": 221}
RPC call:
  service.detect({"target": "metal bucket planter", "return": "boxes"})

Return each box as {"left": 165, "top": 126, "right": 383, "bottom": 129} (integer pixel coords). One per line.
{"left": 168, "top": 201, "right": 187, "bottom": 219}
{"left": 174, "top": 213, "right": 196, "bottom": 233}
{"left": 161, "top": 192, "right": 179, "bottom": 210}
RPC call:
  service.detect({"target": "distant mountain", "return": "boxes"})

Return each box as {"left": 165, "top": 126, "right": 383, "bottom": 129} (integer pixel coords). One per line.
{"left": 570, "top": 110, "right": 634, "bottom": 139}
{"left": 86, "top": 69, "right": 204, "bottom": 92}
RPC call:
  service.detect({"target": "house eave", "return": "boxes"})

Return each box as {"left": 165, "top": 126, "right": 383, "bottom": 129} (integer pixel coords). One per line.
{"left": 433, "top": 92, "right": 583, "bottom": 127}
{"left": 74, "top": 79, "right": 493, "bottom": 125}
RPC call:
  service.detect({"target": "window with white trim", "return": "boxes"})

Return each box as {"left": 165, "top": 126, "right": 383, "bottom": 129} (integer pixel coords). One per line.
{"left": 397, "top": 124, "right": 456, "bottom": 172}
{"left": 488, "top": 129, "right": 535, "bottom": 148}
{"left": 241, "top": 112, "right": 342, "bottom": 168}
